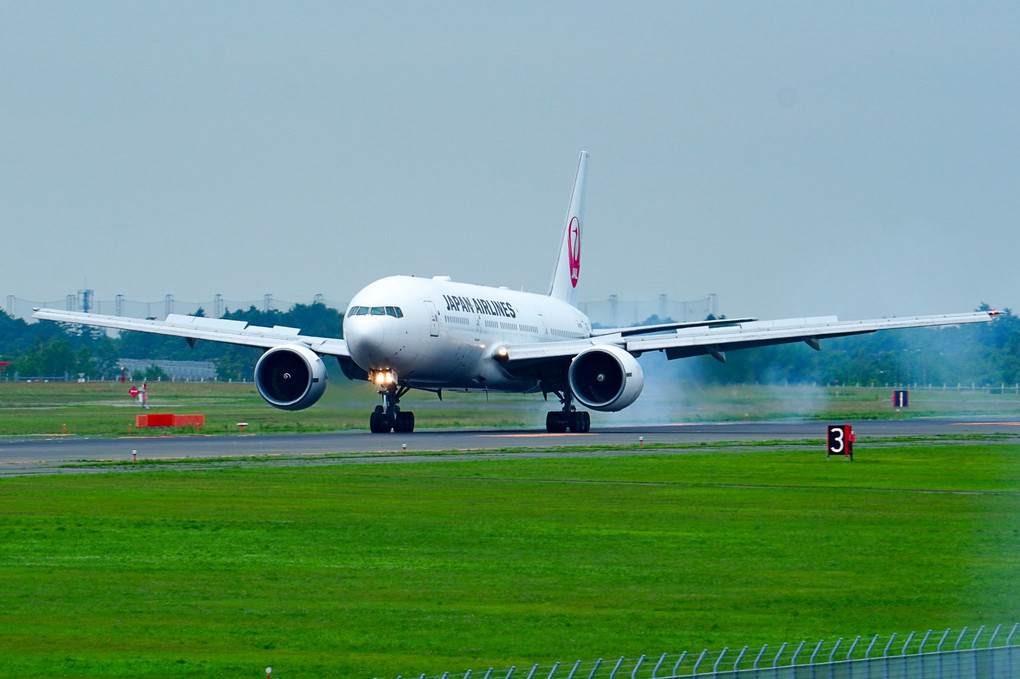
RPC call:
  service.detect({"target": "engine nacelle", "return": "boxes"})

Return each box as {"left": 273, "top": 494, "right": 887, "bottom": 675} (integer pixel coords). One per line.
{"left": 254, "top": 344, "right": 328, "bottom": 411}
{"left": 568, "top": 345, "right": 644, "bottom": 412}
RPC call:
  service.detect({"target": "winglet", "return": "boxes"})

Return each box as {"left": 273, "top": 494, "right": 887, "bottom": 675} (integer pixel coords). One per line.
{"left": 549, "top": 151, "right": 589, "bottom": 306}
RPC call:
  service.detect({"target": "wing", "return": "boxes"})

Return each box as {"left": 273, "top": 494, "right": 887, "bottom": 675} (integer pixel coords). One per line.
{"left": 501, "top": 310, "right": 998, "bottom": 371}
{"left": 590, "top": 317, "right": 758, "bottom": 338}
{"left": 31, "top": 308, "right": 350, "bottom": 357}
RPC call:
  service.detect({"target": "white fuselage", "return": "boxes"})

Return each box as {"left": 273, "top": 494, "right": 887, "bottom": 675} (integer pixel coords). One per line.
{"left": 343, "top": 275, "right": 591, "bottom": 391}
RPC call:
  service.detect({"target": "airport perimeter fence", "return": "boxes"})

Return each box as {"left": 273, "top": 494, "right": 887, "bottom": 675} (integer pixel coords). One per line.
{"left": 580, "top": 294, "right": 717, "bottom": 327}
{"left": 393, "top": 623, "right": 1019, "bottom": 679}
{"left": 5, "top": 293, "right": 348, "bottom": 320}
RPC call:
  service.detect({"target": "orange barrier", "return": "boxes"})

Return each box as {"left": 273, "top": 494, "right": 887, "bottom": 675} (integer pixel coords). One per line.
{"left": 138, "top": 413, "right": 173, "bottom": 427}
{"left": 135, "top": 414, "right": 205, "bottom": 429}
{"left": 171, "top": 415, "right": 205, "bottom": 428}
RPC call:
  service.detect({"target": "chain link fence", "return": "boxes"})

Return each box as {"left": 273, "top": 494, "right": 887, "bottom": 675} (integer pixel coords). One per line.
{"left": 580, "top": 294, "right": 718, "bottom": 327}
{"left": 5, "top": 293, "right": 347, "bottom": 320}
{"left": 394, "top": 623, "right": 1018, "bottom": 679}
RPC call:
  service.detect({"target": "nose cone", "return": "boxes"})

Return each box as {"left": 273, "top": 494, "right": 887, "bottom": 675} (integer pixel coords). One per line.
{"left": 344, "top": 315, "right": 391, "bottom": 370}
{"left": 344, "top": 276, "right": 420, "bottom": 373}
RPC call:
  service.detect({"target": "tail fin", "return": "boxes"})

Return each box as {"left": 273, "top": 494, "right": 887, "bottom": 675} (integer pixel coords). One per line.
{"left": 549, "top": 151, "right": 589, "bottom": 306}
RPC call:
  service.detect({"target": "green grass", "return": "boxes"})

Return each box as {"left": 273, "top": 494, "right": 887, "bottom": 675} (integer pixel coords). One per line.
{"left": 0, "top": 380, "right": 538, "bottom": 435}
{"left": 0, "top": 445, "right": 1017, "bottom": 678}
{"left": 2, "top": 380, "right": 1019, "bottom": 437}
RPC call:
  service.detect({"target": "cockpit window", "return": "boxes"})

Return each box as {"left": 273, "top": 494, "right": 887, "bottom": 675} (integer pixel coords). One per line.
{"left": 347, "top": 305, "right": 403, "bottom": 318}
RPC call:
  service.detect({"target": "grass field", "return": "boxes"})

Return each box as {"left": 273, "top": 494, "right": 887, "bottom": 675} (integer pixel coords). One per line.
{"left": 2, "top": 379, "right": 1020, "bottom": 436}
{"left": 0, "top": 444, "right": 1017, "bottom": 678}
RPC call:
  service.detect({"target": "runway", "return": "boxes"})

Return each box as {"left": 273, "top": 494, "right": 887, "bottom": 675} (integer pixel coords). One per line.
{"left": 2, "top": 418, "right": 1019, "bottom": 477}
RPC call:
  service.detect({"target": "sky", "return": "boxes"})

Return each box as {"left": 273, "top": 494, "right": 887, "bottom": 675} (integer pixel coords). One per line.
{"left": 2, "top": 2, "right": 1018, "bottom": 321}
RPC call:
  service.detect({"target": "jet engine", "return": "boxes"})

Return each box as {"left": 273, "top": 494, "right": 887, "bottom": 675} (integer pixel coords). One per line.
{"left": 568, "top": 345, "right": 644, "bottom": 411}
{"left": 254, "top": 345, "right": 328, "bottom": 411}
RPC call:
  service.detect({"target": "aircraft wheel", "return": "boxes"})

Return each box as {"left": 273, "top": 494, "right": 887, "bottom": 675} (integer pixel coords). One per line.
{"left": 568, "top": 411, "right": 590, "bottom": 433}
{"left": 394, "top": 411, "right": 415, "bottom": 433}
{"left": 370, "top": 410, "right": 391, "bottom": 433}
{"left": 546, "top": 411, "right": 568, "bottom": 433}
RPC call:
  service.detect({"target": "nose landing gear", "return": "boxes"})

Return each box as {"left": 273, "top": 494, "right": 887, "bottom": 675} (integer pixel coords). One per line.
{"left": 369, "top": 384, "right": 415, "bottom": 433}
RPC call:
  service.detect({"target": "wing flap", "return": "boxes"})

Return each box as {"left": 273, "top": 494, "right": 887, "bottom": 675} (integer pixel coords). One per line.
{"left": 591, "top": 317, "right": 757, "bottom": 338}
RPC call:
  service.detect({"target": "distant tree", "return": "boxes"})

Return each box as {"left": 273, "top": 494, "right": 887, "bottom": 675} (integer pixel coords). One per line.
{"left": 0, "top": 309, "right": 23, "bottom": 348}
{"left": 284, "top": 302, "right": 344, "bottom": 338}
{"left": 118, "top": 329, "right": 221, "bottom": 361}
{"left": 144, "top": 364, "right": 169, "bottom": 381}
{"left": 215, "top": 345, "right": 261, "bottom": 381}
{"left": 15, "top": 338, "right": 80, "bottom": 379}
{"left": 88, "top": 337, "right": 121, "bottom": 379}
{"left": 638, "top": 314, "right": 670, "bottom": 326}
{"left": 75, "top": 346, "right": 96, "bottom": 379}
{"left": 0, "top": 309, "right": 63, "bottom": 356}
{"left": 222, "top": 305, "right": 284, "bottom": 327}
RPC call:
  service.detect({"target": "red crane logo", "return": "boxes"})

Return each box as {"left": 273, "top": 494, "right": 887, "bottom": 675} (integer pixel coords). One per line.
{"left": 568, "top": 216, "right": 581, "bottom": 288}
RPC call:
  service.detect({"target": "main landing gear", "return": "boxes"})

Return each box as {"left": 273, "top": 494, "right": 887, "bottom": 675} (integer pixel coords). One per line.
{"left": 369, "top": 383, "right": 415, "bottom": 433}
{"left": 545, "top": 389, "right": 591, "bottom": 433}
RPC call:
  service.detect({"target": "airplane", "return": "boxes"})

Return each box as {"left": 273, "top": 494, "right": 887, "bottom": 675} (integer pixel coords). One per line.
{"left": 34, "top": 152, "right": 998, "bottom": 434}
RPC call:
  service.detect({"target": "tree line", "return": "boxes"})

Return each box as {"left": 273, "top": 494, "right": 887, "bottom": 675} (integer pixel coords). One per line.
{"left": 0, "top": 303, "right": 344, "bottom": 382}
{"left": 1, "top": 303, "right": 1016, "bottom": 387}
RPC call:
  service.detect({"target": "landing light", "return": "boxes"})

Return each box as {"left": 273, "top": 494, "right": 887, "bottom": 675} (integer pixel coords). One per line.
{"left": 371, "top": 370, "right": 396, "bottom": 385}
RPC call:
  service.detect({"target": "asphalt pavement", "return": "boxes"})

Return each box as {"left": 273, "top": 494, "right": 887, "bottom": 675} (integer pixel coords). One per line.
{"left": 2, "top": 418, "right": 1018, "bottom": 477}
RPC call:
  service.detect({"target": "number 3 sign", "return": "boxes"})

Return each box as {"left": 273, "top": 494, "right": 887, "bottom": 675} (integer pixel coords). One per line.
{"left": 827, "top": 425, "right": 855, "bottom": 460}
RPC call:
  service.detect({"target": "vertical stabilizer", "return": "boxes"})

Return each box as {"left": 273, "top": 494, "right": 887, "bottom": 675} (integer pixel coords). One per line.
{"left": 549, "top": 151, "right": 589, "bottom": 306}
